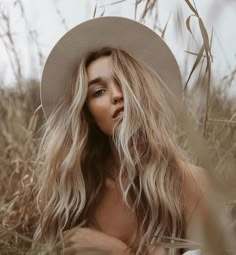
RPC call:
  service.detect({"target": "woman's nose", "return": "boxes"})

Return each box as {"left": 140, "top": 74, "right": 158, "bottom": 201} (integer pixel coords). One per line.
{"left": 111, "top": 83, "right": 123, "bottom": 104}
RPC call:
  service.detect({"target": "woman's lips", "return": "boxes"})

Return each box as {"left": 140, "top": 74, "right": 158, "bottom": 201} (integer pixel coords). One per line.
{"left": 113, "top": 110, "right": 123, "bottom": 120}
{"left": 112, "top": 107, "right": 124, "bottom": 118}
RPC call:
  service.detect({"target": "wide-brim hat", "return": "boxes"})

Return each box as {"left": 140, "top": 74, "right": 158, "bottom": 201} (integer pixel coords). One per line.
{"left": 40, "top": 16, "right": 182, "bottom": 119}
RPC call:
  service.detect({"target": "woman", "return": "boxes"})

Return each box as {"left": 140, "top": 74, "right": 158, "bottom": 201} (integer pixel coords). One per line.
{"left": 8, "top": 17, "right": 207, "bottom": 255}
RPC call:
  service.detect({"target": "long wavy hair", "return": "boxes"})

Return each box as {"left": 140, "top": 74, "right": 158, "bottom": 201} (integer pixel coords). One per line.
{"left": 29, "top": 47, "right": 191, "bottom": 254}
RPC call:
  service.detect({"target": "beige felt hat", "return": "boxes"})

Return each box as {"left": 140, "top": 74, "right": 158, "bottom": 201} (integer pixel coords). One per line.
{"left": 40, "top": 16, "right": 182, "bottom": 119}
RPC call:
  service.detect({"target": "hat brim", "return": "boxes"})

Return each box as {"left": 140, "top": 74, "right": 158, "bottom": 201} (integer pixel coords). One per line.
{"left": 40, "top": 16, "right": 182, "bottom": 119}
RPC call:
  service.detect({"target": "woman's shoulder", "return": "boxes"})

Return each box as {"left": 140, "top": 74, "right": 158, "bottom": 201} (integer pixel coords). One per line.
{"left": 181, "top": 162, "right": 208, "bottom": 223}
{"left": 181, "top": 162, "right": 209, "bottom": 241}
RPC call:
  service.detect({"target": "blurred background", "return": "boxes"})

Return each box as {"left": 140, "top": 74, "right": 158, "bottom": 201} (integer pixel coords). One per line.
{"left": 0, "top": 0, "right": 236, "bottom": 254}
{"left": 0, "top": 0, "right": 236, "bottom": 93}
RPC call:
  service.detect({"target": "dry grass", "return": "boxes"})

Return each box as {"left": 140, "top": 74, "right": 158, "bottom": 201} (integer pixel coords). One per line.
{"left": 0, "top": 0, "right": 236, "bottom": 254}
{"left": 0, "top": 81, "right": 43, "bottom": 254}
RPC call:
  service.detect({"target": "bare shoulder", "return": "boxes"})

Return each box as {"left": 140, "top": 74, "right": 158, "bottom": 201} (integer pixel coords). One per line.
{"left": 182, "top": 163, "right": 208, "bottom": 224}
{"left": 180, "top": 162, "right": 211, "bottom": 241}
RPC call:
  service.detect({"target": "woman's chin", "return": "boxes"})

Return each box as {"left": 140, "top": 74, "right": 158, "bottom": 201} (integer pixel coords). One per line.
{"left": 113, "top": 114, "right": 123, "bottom": 122}
{"left": 113, "top": 118, "right": 123, "bottom": 134}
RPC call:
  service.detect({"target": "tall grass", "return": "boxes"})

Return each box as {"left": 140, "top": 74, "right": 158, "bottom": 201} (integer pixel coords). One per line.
{"left": 0, "top": 0, "right": 235, "bottom": 254}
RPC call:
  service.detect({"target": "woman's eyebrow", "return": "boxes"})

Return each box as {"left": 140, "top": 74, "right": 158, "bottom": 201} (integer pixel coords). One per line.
{"left": 88, "top": 77, "right": 104, "bottom": 87}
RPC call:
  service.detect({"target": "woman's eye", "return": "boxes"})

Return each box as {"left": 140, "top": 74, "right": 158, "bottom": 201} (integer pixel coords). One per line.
{"left": 93, "top": 89, "right": 106, "bottom": 97}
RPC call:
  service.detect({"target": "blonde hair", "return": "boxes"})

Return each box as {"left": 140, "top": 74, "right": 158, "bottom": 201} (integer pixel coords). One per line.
{"left": 25, "top": 48, "right": 189, "bottom": 254}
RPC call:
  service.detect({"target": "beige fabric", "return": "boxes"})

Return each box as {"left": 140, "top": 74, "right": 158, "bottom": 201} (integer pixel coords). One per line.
{"left": 40, "top": 16, "right": 182, "bottom": 119}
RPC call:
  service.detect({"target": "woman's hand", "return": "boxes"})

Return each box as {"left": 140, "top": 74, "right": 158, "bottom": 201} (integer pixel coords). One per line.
{"left": 55, "top": 227, "right": 132, "bottom": 255}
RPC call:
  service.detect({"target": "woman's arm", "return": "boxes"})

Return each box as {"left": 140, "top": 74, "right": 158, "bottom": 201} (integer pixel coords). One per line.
{"left": 55, "top": 227, "right": 132, "bottom": 255}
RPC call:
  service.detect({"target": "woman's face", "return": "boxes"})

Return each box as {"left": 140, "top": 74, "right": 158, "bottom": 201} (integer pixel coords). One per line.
{"left": 86, "top": 56, "right": 124, "bottom": 136}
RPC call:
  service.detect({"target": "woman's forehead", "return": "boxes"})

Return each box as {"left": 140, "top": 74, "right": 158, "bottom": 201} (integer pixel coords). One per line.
{"left": 86, "top": 56, "right": 113, "bottom": 80}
